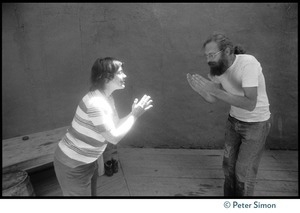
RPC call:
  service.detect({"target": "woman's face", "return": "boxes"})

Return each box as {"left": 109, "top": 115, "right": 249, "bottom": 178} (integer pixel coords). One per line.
{"left": 109, "top": 66, "right": 127, "bottom": 90}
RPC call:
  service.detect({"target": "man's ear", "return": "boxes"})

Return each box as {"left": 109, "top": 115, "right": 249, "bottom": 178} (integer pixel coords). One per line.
{"left": 224, "top": 47, "right": 231, "bottom": 55}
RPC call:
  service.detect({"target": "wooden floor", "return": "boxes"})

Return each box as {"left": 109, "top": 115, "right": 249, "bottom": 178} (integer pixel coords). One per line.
{"left": 29, "top": 148, "right": 298, "bottom": 197}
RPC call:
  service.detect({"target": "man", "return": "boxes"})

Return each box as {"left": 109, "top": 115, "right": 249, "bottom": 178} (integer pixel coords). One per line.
{"left": 187, "top": 33, "right": 271, "bottom": 196}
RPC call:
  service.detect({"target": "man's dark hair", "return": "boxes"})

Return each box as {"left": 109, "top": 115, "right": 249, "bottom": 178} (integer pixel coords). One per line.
{"left": 203, "top": 33, "right": 246, "bottom": 54}
{"left": 89, "top": 57, "right": 123, "bottom": 91}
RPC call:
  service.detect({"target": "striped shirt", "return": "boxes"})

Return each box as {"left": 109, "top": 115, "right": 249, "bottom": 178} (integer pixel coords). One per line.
{"left": 54, "top": 89, "right": 119, "bottom": 168}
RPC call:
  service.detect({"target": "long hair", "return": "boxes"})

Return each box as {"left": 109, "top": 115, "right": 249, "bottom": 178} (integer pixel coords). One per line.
{"left": 89, "top": 57, "right": 123, "bottom": 91}
{"left": 203, "top": 33, "right": 246, "bottom": 54}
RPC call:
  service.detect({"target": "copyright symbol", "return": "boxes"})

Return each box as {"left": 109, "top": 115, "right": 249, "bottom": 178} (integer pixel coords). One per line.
{"left": 224, "top": 201, "right": 231, "bottom": 208}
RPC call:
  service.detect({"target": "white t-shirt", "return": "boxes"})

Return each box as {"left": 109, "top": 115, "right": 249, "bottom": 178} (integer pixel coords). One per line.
{"left": 211, "top": 54, "right": 270, "bottom": 122}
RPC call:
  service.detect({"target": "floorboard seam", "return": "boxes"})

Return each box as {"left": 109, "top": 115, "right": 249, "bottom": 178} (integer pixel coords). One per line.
{"left": 119, "top": 160, "right": 132, "bottom": 196}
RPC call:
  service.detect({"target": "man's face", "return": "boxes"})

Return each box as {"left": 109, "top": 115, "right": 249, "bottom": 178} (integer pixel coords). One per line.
{"left": 204, "top": 42, "right": 229, "bottom": 76}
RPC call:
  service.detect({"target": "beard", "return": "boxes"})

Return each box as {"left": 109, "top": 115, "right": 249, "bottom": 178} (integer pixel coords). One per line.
{"left": 208, "top": 56, "right": 229, "bottom": 76}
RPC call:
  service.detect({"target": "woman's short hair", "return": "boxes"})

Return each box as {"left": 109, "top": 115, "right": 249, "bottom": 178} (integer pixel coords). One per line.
{"left": 203, "top": 33, "right": 246, "bottom": 54}
{"left": 90, "top": 57, "right": 123, "bottom": 91}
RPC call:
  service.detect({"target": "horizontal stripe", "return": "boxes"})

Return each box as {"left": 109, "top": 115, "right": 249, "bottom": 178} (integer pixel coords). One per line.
{"left": 54, "top": 144, "right": 86, "bottom": 168}
{"left": 72, "top": 120, "right": 107, "bottom": 142}
{"left": 78, "top": 99, "right": 88, "bottom": 113}
{"left": 63, "top": 136, "right": 101, "bottom": 158}
{"left": 73, "top": 114, "right": 103, "bottom": 133}
{"left": 58, "top": 141, "right": 98, "bottom": 164}
{"left": 76, "top": 103, "right": 112, "bottom": 127}
{"left": 68, "top": 126, "right": 107, "bottom": 147}
{"left": 76, "top": 105, "right": 94, "bottom": 121}
{"left": 88, "top": 107, "right": 104, "bottom": 117}
{"left": 65, "top": 132, "right": 107, "bottom": 150}
{"left": 73, "top": 116, "right": 110, "bottom": 135}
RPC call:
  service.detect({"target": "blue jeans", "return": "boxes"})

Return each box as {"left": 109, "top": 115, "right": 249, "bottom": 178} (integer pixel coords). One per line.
{"left": 223, "top": 114, "right": 271, "bottom": 197}
{"left": 54, "top": 157, "right": 98, "bottom": 196}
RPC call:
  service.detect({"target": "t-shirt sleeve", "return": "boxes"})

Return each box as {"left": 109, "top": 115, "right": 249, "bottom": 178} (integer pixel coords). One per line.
{"left": 87, "top": 97, "right": 115, "bottom": 133}
{"left": 241, "top": 63, "right": 260, "bottom": 87}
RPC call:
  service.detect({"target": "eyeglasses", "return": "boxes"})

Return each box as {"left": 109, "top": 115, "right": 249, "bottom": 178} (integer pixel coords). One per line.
{"left": 204, "top": 50, "right": 222, "bottom": 60}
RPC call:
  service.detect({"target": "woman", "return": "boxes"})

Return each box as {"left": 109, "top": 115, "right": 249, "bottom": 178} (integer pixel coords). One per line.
{"left": 53, "top": 57, "right": 153, "bottom": 196}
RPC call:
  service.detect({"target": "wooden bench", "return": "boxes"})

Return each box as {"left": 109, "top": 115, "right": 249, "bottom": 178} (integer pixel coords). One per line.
{"left": 2, "top": 126, "right": 69, "bottom": 174}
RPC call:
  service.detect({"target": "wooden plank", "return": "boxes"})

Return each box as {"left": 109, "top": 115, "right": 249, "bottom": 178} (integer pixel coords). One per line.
{"left": 119, "top": 148, "right": 298, "bottom": 161}
{"left": 119, "top": 148, "right": 298, "bottom": 171}
{"left": 123, "top": 176, "right": 297, "bottom": 197}
{"left": 263, "top": 150, "right": 298, "bottom": 158}
{"left": 119, "top": 148, "right": 223, "bottom": 169}
{"left": 255, "top": 180, "right": 298, "bottom": 193}
{"left": 115, "top": 163, "right": 298, "bottom": 182}
{"left": 122, "top": 167, "right": 224, "bottom": 179}
{"left": 3, "top": 155, "right": 54, "bottom": 173}
{"left": 119, "top": 148, "right": 223, "bottom": 178}
{"left": 119, "top": 148, "right": 298, "bottom": 180}
{"left": 259, "top": 151, "right": 298, "bottom": 170}
{"left": 256, "top": 170, "right": 298, "bottom": 181}
{"left": 119, "top": 148, "right": 298, "bottom": 160}
{"left": 2, "top": 126, "right": 68, "bottom": 170}
{"left": 119, "top": 147, "right": 224, "bottom": 156}
{"left": 254, "top": 191, "right": 298, "bottom": 196}
{"left": 96, "top": 160, "right": 130, "bottom": 196}
{"left": 97, "top": 170, "right": 130, "bottom": 196}
{"left": 124, "top": 176, "right": 224, "bottom": 196}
